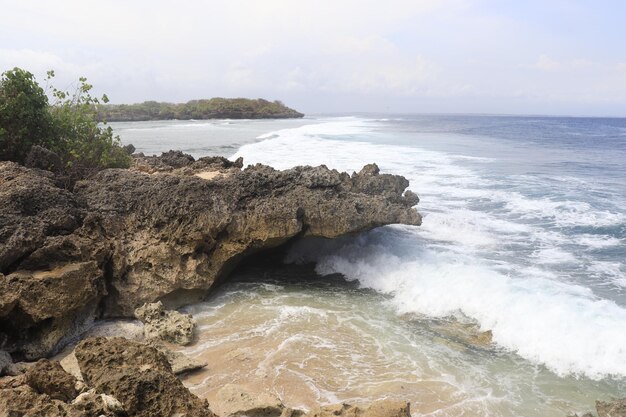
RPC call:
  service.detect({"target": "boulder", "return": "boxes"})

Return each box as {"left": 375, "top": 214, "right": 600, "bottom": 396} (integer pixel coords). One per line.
{"left": 0, "top": 261, "right": 104, "bottom": 359}
{"left": 0, "top": 350, "right": 12, "bottom": 375}
{"left": 0, "top": 386, "right": 86, "bottom": 417}
{"left": 74, "top": 337, "right": 215, "bottom": 417}
{"left": 597, "top": 398, "right": 626, "bottom": 417}
{"left": 307, "top": 400, "right": 411, "bottom": 417}
{"left": 215, "top": 383, "right": 284, "bottom": 417}
{"left": 24, "top": 145, "right": 63, "bottom": 173}
{"left": 72, "top": 389, "right": 124, "bottom": 417}
{"left": 135, "top": 301, "right": 196, "bottom": 345}
{"left": 146, "top": 340, "right": 207, "bottom": 374}
{"left": 24, "top": 359, "right": 78, "bottom": 402}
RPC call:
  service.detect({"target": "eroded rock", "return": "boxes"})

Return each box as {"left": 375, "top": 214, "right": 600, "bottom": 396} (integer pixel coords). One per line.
{"left": 74, "top": 336, "right": 214, "bottom": 417}
{"left": 135, "top": 301, "right": 195, "bottom": 345}
{"left": 216, "top": 383, "right": 284, "bottom": 417}
{"left": 307, "top": 400, "right": 411, "bottom": 417}
{"left": 597, "top": 398, "right": 626, "bottom": 417}
{"left": 24, "top": 359, "right": 78, "bottom": 402}
{"left": 146, "top": 340, "right": 207, "bottom": 374}
{"left": 0, "top": 154, "right": 421, "bottom": 358}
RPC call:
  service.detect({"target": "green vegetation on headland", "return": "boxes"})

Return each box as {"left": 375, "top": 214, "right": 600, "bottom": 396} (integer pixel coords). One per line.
{"left": 97, "top": 98, "right": 304, "bottom": 122}
{"left": 0, "top": 67, "right": 131, "bottom": 183}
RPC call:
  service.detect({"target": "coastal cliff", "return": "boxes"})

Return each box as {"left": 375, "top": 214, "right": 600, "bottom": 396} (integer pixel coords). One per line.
{"left": 0, "top": 152, "right": 420, "bottom": 360}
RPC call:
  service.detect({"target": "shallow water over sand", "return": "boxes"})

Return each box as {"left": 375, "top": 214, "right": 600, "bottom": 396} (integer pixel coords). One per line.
{"left": 179, "top": 261, "right": 623, "bottom": 417}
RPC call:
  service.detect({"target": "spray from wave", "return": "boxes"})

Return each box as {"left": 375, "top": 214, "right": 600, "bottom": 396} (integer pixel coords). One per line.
{"left": 232, "top": 118, "right": 626, "bottom": 380}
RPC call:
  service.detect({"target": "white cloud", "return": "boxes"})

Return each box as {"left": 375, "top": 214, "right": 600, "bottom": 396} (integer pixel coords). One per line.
{"left": 535, "top": 54, "right": 561, "bottom": 71}
{"left": 1, "top": 0, "right": 626, "bottom": 115}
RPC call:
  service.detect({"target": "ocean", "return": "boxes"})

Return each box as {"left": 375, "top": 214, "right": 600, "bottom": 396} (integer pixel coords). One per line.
{"left": 110, "top": 115, "right": 626, "bottom": 416}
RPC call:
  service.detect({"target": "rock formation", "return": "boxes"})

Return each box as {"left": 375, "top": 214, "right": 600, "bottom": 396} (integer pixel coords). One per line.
{"left": 0, "top": 152, "right": 420, "bottom": 359}
{"left": 135, "top": 301, "right": 196, "bottom": 345}
{"left": 74, "top": 337, "right": 214, "bottom": 417}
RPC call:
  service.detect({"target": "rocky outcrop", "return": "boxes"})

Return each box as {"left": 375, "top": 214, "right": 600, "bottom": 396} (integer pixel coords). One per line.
{"left": 216, "top": 384, "right": 284, "bottom": 417}
{"left": 569, "top": 398, "right": 626, "bottom": 417}
{"left": 74, "top": 337, "right": 215, "bottom": 417}
{"left": 596, "top": 398, "right": 626, "bottom": 417}
{"left": 135, "top": 301, "right": 196, "bottom": 345}
{"left": 24, "top": 359, "right": 78, "bottom": 401}
{"left": 146, "top": 340, "right": 207, "bottom": 374}
{"left": 0, "top": 153, "right": 421, "bottom": 358}
{"left": 308, "top": 401, "right": 411, "bottom": 417}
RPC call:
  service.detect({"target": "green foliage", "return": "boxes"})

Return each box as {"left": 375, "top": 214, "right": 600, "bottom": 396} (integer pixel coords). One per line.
{"left": 0, "top": 67, "right": 131, "bottom": 173}
{"left": 46, "top": 72, "right": 130, "bottom": 170}
{"left": 0, "top": 68, "right": 54, "bottom": 162}
{"left": 98, "top": 97, "right": 303, "bottom": 122}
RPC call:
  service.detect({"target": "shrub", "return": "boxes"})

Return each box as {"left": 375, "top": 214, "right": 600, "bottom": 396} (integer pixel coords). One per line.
{"left": 0, "top": 68, "right": 54, "bottom": 162}
{"left": 0, "top": 67, "right": 131, "bottom": 176}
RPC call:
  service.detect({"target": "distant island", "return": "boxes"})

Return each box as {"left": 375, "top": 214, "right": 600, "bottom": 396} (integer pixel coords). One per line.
{"left": 97, "top": 98, "right": 304, "bottom": 121}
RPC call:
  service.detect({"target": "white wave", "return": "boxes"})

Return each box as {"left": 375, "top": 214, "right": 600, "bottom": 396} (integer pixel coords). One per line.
{"left": 576, "top": 234, "right": 622, "bottom": 249}
{"left": 533, "top": 247, "right": 577, "bottom": 264}
{"left": 234, "top": 117, "right": 626, "bottom": 380}
{"left": 588, "top": 262, "right": 626, "bottom": 288}
{"left": 286, "top": 231, "right": 626, "bottom": 379}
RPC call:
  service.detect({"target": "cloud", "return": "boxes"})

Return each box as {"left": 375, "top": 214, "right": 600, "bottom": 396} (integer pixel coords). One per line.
{"left": 1, "top": 0, "right": 626, "bottom": 115}
{"left": 535, "top": 54, "right": 561, "bottom": 71}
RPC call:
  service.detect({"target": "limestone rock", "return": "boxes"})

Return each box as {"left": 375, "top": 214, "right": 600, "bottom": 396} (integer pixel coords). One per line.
{"left": 0, "top": 261, "right": 104, "bottom": 359}
{"left": 0, "top": 386, "right": 86, "bottom": 417}
{"left": 0, "top": 350, "right": 12, "bottom": 376}
{"left": 75, "top": 337, "right": 215, "bottom": 417}
{"left": 146, "top": 340, "right": 207, "bottom": 374}
{"left": 72, "top": 389, "right": 124, "bottom": 417}
{"left": 0, "top": 155, "right": 420, "bottom": 359}
{"left": 24, "top": 145, "right": 63, "bottom": 173}
{"left": 216, "top": 383, "right": 284, "bottom": 417}
{"left": 135, "top": 301, "right": 196, "bottom": 345}
{"left": 24, "top": 359, "right": 78, "bottom": 402}
{"left": 59, "top": 350, "right": 84, "bottom": 382}
{"left": 597, "top": 398, "right": 626, "bottom": 417}
{"left": 307, "top": 400, "right": 411, "bottom": 417}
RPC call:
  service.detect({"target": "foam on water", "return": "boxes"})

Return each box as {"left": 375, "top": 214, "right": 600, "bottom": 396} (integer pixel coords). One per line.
{"left": 232, "top": 118, "right": 626, "bottom": 381}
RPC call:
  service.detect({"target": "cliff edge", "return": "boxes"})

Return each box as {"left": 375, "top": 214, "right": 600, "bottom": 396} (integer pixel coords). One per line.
{"left": 0, "top": 152, "right": 420, "bottom": 359}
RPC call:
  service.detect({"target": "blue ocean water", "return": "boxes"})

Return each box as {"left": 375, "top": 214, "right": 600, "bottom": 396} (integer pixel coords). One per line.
{"left": 113, "top": 115, "right": 626, "bottom": 415}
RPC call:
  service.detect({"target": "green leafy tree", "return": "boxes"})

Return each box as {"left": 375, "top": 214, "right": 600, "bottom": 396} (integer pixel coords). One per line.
{"left": 0, "top": 68, "right": 54, "bottom": 162}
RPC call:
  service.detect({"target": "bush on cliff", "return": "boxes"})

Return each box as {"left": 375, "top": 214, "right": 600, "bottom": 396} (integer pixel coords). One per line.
{"left": 0, "top": 67, "right": 131, "bottom": 176}
{"left": 0, "top": 68, "right": 54, "bottom": 162}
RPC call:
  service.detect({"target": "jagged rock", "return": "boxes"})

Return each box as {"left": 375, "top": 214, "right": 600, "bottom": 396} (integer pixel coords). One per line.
{"left": 0, "top": 156, "right": 420, "bottom": 358}
{"left": 307, "top": 400, "right": 411, "bottom": 417}
{"left": 59, "top": 351, "right": 84, "bottom": 382}
{"left": 122, "top": 143, "right": 136, "bottom": 155}
{"left": 74, "top": 337, "right": 214, "bottom": 417}
{"left": 72, "top": 389, "right": 124, "bottom": 417}
{"left": 597, "top": 398, "right": 626, "bottom": 417}
{"left": 24, "top": 359, "right": 78, "bottom": 402}
{"left": 146, "top": 340, "right": 207, "bottom": 374}
{"left": 135, "top": 301, "right": 196, "bottom": 345}
{"left": 0, "top": 261, "right": 104, "bottom": 359}
{"left": 215, "top": 383, "right": 284, "bottom": 417}
{"left": 0, "top": 350, "right": 12, "bottom": 376}
{"left": 0, "top": 386, "right": 86, "bottom": 417}
{"left": 24, "top": 145, "right": 63, "bottom": 173}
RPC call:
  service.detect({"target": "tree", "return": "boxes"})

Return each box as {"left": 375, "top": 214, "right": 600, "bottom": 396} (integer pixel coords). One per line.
{"left": 0, "top": 68, "right": 54, "bottom": 162}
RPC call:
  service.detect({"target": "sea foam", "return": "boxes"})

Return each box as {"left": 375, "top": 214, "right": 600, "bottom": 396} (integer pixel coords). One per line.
{"left": 232, "top": 118, "right": 626, "bottom": 380}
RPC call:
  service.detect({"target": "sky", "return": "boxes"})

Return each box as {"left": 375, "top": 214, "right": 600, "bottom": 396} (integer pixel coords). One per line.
{"left": 1, "top": 0, "right": 626, "bottom": 116}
